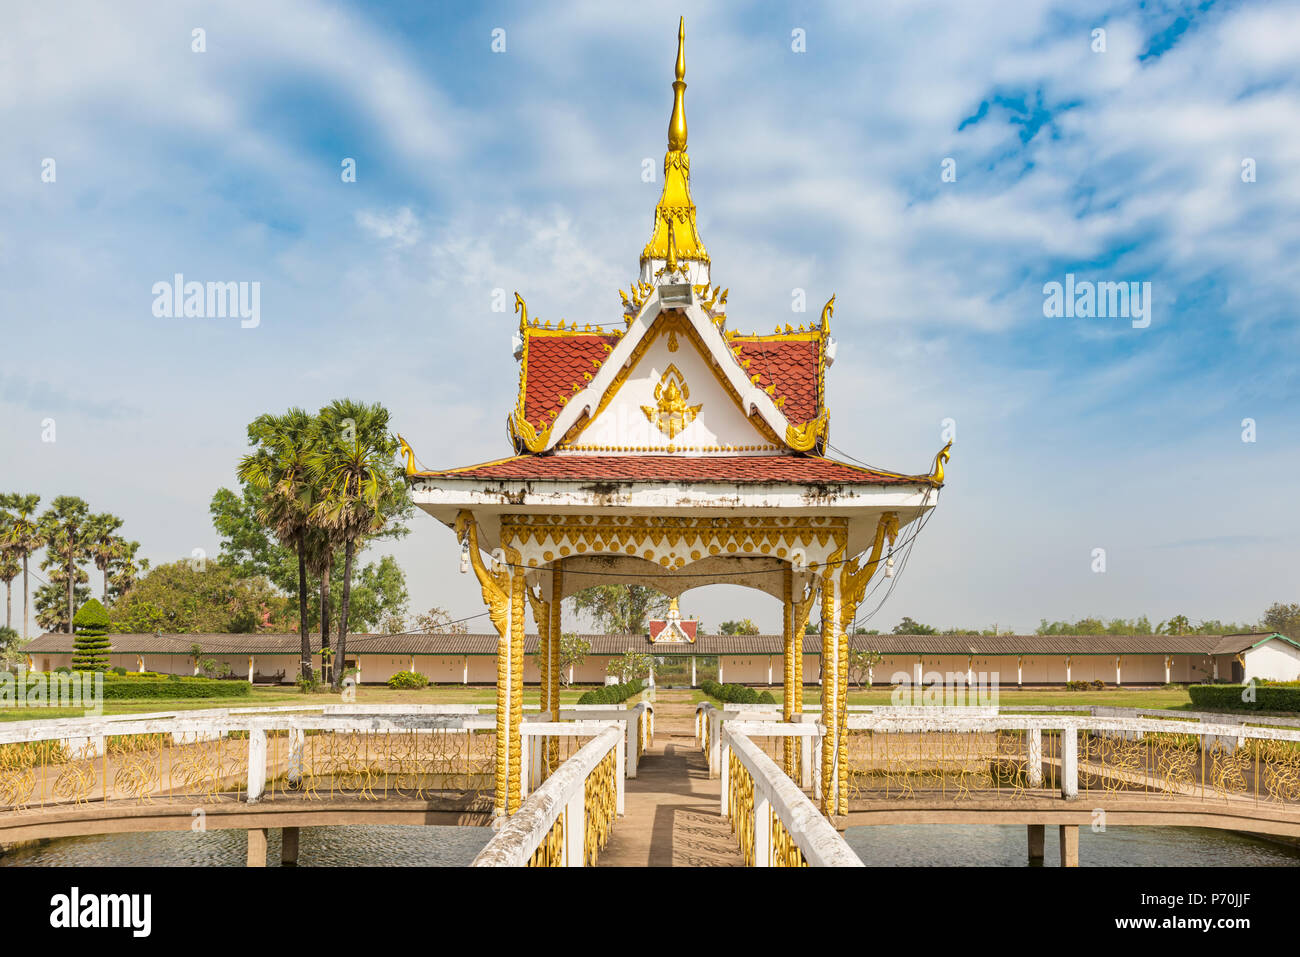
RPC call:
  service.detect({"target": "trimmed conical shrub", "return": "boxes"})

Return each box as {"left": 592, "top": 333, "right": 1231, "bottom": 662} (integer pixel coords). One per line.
{"left": 71, "top": 598, "right": 112, "bottom": 671}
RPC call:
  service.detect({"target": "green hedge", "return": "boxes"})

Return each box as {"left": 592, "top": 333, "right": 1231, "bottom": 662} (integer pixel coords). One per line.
{"left": 701, "top": 679, "right": 776, "bottom": 705}
{"left": 1188, "top": 683, "right": 1300, "bottom": 713}
{"left": 577, "top": 679, "right": 644, "bottom": 705}
{"left": 100, "top": 678, "right": 252, "bottom": 700}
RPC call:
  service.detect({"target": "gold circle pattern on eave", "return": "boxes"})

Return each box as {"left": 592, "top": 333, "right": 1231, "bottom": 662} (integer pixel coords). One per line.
{"left": 499, "top": 514, "right": 848, "bottom": 570}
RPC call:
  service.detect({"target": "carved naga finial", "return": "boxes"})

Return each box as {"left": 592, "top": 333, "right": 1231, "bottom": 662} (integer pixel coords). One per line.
{"left": 929, "top": 441, "right": 953, "bottom": 486}
{"left": 396, "top": 434, "right": 416, "bottom": 476}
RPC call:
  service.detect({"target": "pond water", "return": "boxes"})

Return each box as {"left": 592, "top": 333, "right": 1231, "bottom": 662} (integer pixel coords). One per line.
{"left": 0, "top": 825, "right": 493, "bottom": 867}
{"left": 844, "top": 824, "right": 1300, "bottom": 866}
{"left": 3, "top": 822, "right": 1295, "bottom": 866}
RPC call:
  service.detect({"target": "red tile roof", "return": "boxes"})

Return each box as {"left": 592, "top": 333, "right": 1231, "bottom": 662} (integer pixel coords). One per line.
{"left": 522, "top": 332, "right": 620, "bottom": 430}
{"left": 420, "top": 454, "right": 918, "bottom": 485}
{"left": 734, "top": 338, "right": 820, "bottom": 422}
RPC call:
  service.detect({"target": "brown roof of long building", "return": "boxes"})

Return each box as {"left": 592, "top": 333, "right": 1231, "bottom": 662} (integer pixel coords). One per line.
{"left": 26, "top": 631, "right": 1290, "bottom": 657}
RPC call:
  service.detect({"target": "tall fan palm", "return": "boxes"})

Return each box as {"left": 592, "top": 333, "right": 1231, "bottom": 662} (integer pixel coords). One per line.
{"left": 86, "top": 513, "right": 126, "bottom": 601}
{"left": 238, "top": 409, "right": 317, "bottom": 681}
{"left": 303, "top": 525, "right": 338, "bottom": 680}
{"left": 37, "top": 496, "right": 92, "bottom": 634}
{"left": 108, "top": 540, "right": 148, "bottom": 603}
{"left": 306, "top": 400, "right": 403, "bottom": 690}
{"left": 0, "top": 550, "right": 18, "bottom": 632}
{"left": 0, "top": 494, "right": 44, "bottom": 640}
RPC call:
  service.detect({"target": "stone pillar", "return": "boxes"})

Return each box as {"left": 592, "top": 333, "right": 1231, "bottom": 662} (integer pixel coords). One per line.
{"left": 248, "top": 655, "right": 255, "bottom": 684}
{"left": 719, "top": 658, "right": 724, "bottom": 683}
{"left": 1017, "top": 656, "right": 1023, "bottom": 687}
{"left": 1065, "top": 657, "right": 1072, "bottom": 683}
{"left": 1061, "top": 730, "right": 1078, "bottom": 800}
{"left": 1165, "top": 656, "right": 1172, "bottom": 684}
{"left": 1027, "top": 824, "right": 1044, "bottom": 863}
{"left": 690, "top": 656, "right": 696, "bottom": 688}
{"left": 1059, "top": 824, "right": 1079, "bottom": 867}
{"left": 281, "top": 826, "right": 300, "bottom": 866}
{"left": 247, "top": 828, "right": 268, "bottom": 867}
{"left": 1027, "top": 727, "right": 1043, "bottom": 788}
{"left": 1115, "top": 656, "right": 1122, "bottom": 686}
{"left": 463, "top": 655, "right": 469, "bottom": 685}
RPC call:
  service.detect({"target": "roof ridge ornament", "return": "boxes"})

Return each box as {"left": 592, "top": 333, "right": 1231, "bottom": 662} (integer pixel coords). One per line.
{"left": 640, "top": 17, "right": 710, "bottom": 288}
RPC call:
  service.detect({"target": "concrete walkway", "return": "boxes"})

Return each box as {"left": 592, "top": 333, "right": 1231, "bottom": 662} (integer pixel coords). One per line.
{"left": 598, "top": 691, "right": 743, "bottom": 867}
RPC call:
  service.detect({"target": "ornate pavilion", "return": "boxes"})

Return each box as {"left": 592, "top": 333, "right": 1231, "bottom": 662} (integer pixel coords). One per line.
{"left": 401, "top": 20, "right": 949, "bottom": 818}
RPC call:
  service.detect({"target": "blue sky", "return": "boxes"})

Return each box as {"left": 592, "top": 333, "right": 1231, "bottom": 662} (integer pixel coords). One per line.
{"left": 2, "top": 0, "right": 1297, "bottom": 634}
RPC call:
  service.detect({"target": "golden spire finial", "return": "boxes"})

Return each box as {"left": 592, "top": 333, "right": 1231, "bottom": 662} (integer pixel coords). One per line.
{"left": 641, "top": 17, "right": 710, "bottom": 279}
{"left": 668, "top": 17, "right": 687, "bottom": 151}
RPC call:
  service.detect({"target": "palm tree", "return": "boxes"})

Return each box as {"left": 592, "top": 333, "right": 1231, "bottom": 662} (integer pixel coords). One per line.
{"left": 86, "top": 513, "right": 126, "bottom": 601}
{"left": 107, "top": 539, "right": 148, "bottom": 603}
{"left": 37, "top": 496, "right": 93, "bottom": 634}
{"left": 306, "top": 400, "right": 404, "bottom": 690}
{"left": 238, "top": 409, "right": 317, "bottom": 681}
{"left": 0, "top": 551, "right": 18, "bottom": 632}
{"left": 304, "top": 525, "right": 338, "bottom": 681}
{"left": 0, "top": 495, "right": 44, "bottom": 641}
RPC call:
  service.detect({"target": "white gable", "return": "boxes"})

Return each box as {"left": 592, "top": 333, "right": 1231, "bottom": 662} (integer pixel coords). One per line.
{"left": 546, "top": 284, "right": 793, "bottom": 454}
{"left": 564, "top": 324, "right": 780, "bottom": 453}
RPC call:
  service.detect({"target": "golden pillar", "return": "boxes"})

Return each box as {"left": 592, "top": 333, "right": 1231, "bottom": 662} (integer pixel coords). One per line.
{"left": 782, "top": 566, "right": 795, "bottom": 776}
{"left": 549, "top": 562, "right": 563, "bottom": 729}
{"left": 819, "top": 571, "right": 841, "bottom": 817}
{"left": 835, "top": 513, "right": 900, "bottom": 817}
{"left": 455, "top": 512, "right": 514, "bottom": 817}
{"left": 508, "top": 563, "right": 525, "bottom": 813}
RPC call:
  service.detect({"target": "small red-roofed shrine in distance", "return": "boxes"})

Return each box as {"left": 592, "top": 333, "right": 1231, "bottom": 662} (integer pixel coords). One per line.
{"left": 648, "top": 598, "right": 699, "bottom": 644}
{"left": 398, "top": 20, "right": 951, "bottom": 819}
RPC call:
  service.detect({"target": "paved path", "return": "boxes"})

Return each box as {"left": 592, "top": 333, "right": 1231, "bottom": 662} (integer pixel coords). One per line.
{"left": 598, "top": 691, "right": 743, "bottom": 867}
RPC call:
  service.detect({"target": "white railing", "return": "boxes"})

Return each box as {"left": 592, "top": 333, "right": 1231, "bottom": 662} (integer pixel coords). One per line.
{"left": 719, "top": 720, "right": 860, "bottom": 867}
{"left": 521, "top": 721, "right": 625, "bottom": 813}
{"left": 845, "top": 712, "right": 1300, "bottom": 804}
{"left": 472, "top": 724, "right": 623, "bottom": 867}
{"left": 0, "top": 710, "right": 501, "bottom": 810}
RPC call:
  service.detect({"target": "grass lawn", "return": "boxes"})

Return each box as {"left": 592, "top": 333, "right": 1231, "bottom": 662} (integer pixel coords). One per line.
{"left": 0, "top": 682, "right": 1198, "bottom": 723}
{"left": 0, "top": 683, "right": 613, "bottom": 723}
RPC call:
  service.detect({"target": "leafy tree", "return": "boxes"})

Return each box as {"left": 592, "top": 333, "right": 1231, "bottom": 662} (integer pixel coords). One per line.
{"left": 0, "top": 625, "right": 21, "bottom": 669}
{"left": 38, "top": 496, "right": 92, "bottom": 633}
{"left": 0, "top": 494, "right": 44, "bottom": 641}
{"left": 108, "top": 560, "right": 291, "bottom": 633}
{"left": 719, "top": 618, "right": 759, "bottom": 635}
{"left": 892, "top": 616, "right": 937, "bottom": 635}
{"left": 532, "top": 632, "right": 591, "bottom": 686}
{"left": 846, "top": 647, "right": 882, "bottom": 688}
{"left": 305, "top": 399, "right": 408, "bottom": 689}
{"left": 1261, "top": 602, "right": 1300, "bottom": 638}
{"left": 238, "top": 408, "right": 318, "bottom": 679}
{"left": 412, "top": 606, "right": 469, "bottom": 635}
{"left": 606, "top": 650, "right": 653, "bottom": 683}
{"left": 1159, "top": 614, "right": 1191, "bottom": 635}
{"left": 570, "top": 585, "right": 668, "bottom": 634}
{"left": 71, "top": 598, "right": 112, "bottom": 671}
